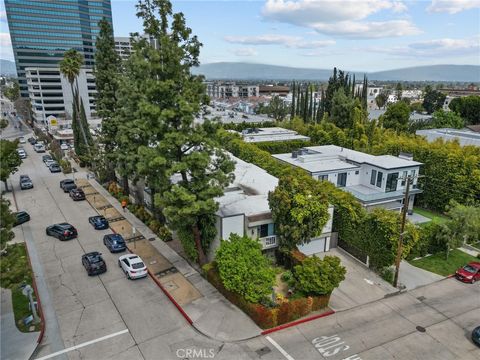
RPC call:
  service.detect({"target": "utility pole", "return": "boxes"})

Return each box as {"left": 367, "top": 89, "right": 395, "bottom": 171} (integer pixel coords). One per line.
{"left": 393, "top": 175, "right": 411, "bottom": 288}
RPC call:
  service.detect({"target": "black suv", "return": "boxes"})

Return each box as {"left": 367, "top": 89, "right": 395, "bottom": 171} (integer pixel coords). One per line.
{"left": 13, "top": 211, "right": 30, "bottom": 226}
{"left": 20, "top": 175, "right": 33, "bottom": 190}
{"left": 28, "top": 137, "right": 37, "bottom": 145}
{"left": 60, "top": 179, "right": 77, "bottom": 192}
{"left": 69, "top": 188, "right": 86, "bottom": 201}
{"left": 82, "top": 252, "right": 107, "bottom": 276}
{"left": 42, "top": 154, "right": 53, "bottom": 163}
{"left": 49, "top": 163, "right": 61, "bottom": 173}
{"left": 46, "top": 223, "right": 78, "bottom": 241}
{"left": 103, "top": 234, "right": 127, "bottom": 253}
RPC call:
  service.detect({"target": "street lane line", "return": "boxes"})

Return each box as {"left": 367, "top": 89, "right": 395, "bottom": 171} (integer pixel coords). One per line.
{"left": 35, "top": 329, "right": 129, "bottom": 360}
{"left": 265, "top": 335, "right": 295, "bottom": 360}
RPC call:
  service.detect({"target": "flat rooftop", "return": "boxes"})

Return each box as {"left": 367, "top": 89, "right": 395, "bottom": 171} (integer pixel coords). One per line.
{"left": 239, "top": 127, "right": 310, "bottom": 143}
{"left": 273, "top": 145, "right": 422, "bottom": 173}
{"left": 216, "top": 154, "right": 278, "bottom": 217}
{"left": 416, "top": 128, "right": 480, "bottom": 147}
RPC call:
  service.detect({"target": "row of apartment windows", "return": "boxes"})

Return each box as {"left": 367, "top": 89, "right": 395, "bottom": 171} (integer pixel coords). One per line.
{"left": 12, "top": 30, "right": 95, "bottom": 39}
{"left": 7, "top": 7, "right": 110, "bottom": 21}
{"left": 18, "top": 45, "right": 93, "bottom": 52}
{"left": 14, "top": 37, "right": 89, "bottom": 45}
{"left": 11, "top": 22, "right": 99, "bottom": 33}
{"left": 10, "top": 15, "right": 105, "bottom": 28}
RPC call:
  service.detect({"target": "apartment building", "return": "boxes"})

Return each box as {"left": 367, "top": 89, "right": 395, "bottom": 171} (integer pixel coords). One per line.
{"left": 206, "top": 82, "right": 259, "bottom": 99}
{"left": 273, "top": 145, "right": 423, "bottom": 213}
{"left": 237, "top": 127, "right": 310, "bottom": 143}
{"left": 208, "top": 155, "right": 334, "bottom": 261}
{"left": 26, "top": 67, "right": 97, "bottom": 124}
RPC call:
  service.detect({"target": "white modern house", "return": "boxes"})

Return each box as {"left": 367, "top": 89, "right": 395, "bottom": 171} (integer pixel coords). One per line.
{"left": 273, "top": 145, "right": 423, "bottom": 213}
{"left": 208, "top": 155, "right": 334, "bottom": 261}
{"left": 237, "top": 127, "right": 310, "bottom": 143}
{"left": 416, "top": 128, "right": 480, "bottom": 147}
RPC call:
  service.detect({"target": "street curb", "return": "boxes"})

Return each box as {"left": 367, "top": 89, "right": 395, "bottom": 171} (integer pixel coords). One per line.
{"left": 261, "top": 309, "right": 335, "bottom": 335}
{"left": 11, "top": 185, "right": 46, "bottom": 346}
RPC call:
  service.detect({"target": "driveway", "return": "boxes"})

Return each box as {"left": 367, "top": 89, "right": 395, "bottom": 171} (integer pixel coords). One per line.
{"left": 399, "top": 260, "right": 444, "bottom": 290}
{"left": 318, "top": 248, "right": 396, "bottom": 311}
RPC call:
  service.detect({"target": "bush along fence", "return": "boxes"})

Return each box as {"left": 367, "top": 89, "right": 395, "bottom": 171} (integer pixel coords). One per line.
{"left": 203, "top": 262, "right": 330, "bottom": 329}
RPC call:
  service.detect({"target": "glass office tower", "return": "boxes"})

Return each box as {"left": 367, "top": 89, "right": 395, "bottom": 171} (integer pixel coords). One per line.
{"left": 5, "top": 0, "right": 112, "bottom": 97}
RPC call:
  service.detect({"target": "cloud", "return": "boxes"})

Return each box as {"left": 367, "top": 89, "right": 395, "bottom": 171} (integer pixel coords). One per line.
{"left": 427, "top": 0, "right": 480, "bottom": 14}
{"left": 224, "top": 34, "right": 335, "bottom": 48}
{"left": 233, "top": 47, "right": 258, "bottom": 57}
{"left": 0, "top": 11, "right": 6, "bottom": 22}
{"left": 261, "top": 0, "right": 418, "bottom": 39}
{"left": 0, "top": 32, "right": 14, "bottom": 60}
{"left": 368, "top": 36, "right": 480, "bottom": 57}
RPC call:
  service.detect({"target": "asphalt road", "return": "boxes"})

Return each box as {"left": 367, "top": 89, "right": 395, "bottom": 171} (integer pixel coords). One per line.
{"left": 13, "top": 140, "right": 282, "bottom": 360}
{"left": 268, "top": 278, "right": 480, "bottom": 360}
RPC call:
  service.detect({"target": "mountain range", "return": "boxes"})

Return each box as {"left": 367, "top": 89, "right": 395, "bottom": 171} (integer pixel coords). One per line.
{"left": 0, "top": 60, "right": 17, "bottom": 76}
{"left": 2, "top": 58, "right": 478, "bottom": 82}
{"left": 192, "top": 63, "right": 480, "bottom": 82}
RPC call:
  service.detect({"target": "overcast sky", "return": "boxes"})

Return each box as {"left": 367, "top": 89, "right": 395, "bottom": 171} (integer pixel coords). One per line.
{"left": 1, "top": 0, "right": 479, "bottom": 72}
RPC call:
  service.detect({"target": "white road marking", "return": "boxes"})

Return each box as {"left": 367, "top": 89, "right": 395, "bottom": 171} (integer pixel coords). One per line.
{"left": 364, "top": 278, "right": 374, "bottom": 285}
{"left": 35, "top": 329, "right": 129, "bottom": 360}
{"left": 265, "top": 335, "right": 295, "bottom": 360}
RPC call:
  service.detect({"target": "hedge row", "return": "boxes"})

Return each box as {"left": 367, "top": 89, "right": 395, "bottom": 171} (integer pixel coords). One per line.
{"left": 203, "top": 262, "right": 330, "bottom": 329}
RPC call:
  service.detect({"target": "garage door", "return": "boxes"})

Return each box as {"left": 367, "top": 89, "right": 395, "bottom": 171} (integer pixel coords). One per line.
{"left": 298, "top": 236, "right": 330, "bottom": 255}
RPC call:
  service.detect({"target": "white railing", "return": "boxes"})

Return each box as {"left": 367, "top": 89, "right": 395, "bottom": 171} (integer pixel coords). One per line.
{"left": 260, "top": 235, "right": 277, "bottom": 249}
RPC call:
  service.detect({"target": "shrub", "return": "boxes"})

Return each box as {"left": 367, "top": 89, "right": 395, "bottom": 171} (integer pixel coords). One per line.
{"left": 215, "top": 234, "right": 275, "bottom": 303}
{"left": 294, "top": 256, "right": 346, "bottom": 296}
{"left": 380, "top": 267, "right": 394, "bottom": 284}
{"left": 157, "top": 226, "right": 172, "bottom": 242}
{"left": 281, "top": 270, "right": 294, "bottom": 285}
{"left": 60, "top": 159, "right": 72, "bottom": 174}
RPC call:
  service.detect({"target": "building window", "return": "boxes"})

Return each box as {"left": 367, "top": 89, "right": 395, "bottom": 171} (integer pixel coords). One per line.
{"left": 264, "top": 236, "right": 276, "bottom": 246}
{"left": 318, "top": 174, "right": 328, "bottom": 181}
{"left": 337, "top": 172, "right": 347, "bottom": 187}
{"left": 355, "top": 170, "right": 359, "bottom": 175}
{"left": 370, "top": 169, "right": 377, "bottom": 185}
{"left": 376, "top": 171, "right": 383, "bottom": 188}
{"left": 401, "top": 171, "right": 408, "bottom": 186}
{"left": 386, "top": 173, "right": 399, "bottom": 192}
{"left": 259, "top": 223, "right": 275, "bottom": 238}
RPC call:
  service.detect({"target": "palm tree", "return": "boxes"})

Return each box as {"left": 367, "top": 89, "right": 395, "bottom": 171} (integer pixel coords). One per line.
{"left": 60, "top": 49, "right": 91, "bottom": 158}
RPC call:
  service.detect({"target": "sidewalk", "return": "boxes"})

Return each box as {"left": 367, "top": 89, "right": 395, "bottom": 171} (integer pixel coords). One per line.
{"left": 1, "top": 288, "right": 39, "bottom": 360}
{"left": 79, "top": 178, "right": 262, "bottom": 342}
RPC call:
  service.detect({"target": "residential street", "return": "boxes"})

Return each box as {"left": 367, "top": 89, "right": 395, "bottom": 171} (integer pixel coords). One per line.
{"left": 11, "top": 138, "right": 279, "bottom": 360}
{"left": 268, "top": 278, "right": 480, "bottom": 360}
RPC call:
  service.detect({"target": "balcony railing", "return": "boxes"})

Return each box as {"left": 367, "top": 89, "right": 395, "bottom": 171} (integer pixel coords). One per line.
{"left": 260, "top": 235, "right": 277, "bottom": 249}
{"left": 343, "top": 187, "right": 422, "bottom": 203}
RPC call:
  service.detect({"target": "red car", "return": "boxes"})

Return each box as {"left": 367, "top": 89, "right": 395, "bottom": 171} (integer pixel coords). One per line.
{"left": 455, "top": 262, "right": 480, "bottom": 283}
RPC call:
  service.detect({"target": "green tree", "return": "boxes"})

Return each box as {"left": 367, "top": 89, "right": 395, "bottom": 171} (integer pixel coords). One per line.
{"left": 127, "top": 0, "right": 235, "bottom": 265}
{"left": 0, "top": 139, "right": 22, "bottom": 191}
{"left": 446, "top": 202, "right": 480, "bottom": 245}
{"left": 431, "top": 109, "right": 464, "bottom": 129}
{"left": 449, "top": 95, "right": 480, "bottom": 125}
{"left": 381, "top": 101, "right": 410, "bottom": 132}
{"left": 395, "top": 82, "right": 403, "bottom": 100}
{"left": 422, "top": 86, "right": 446, "bottom": 114}
{"left": 215, "top": 234, "right": 275, "bottom": 303}
{"left": 294, "top": 255, "right": 346, "bottom": 296}
{"left": 94, "top": 18, "right": 122, "bottom": 180}
{"left": 375, "top": 92, "right": 387, "bottom": 109}
{"left": 267, "top": 96, "right": 289, "bottom": 121}
{"left": 60, "top": 49, "right": 93, "bottom": 160}
{"left": 268, "top": 175, "right": 330, "bottom": 251}
{"left": 330, "top": 88, "right": 357, "bottom": 129}
{"left": 4, "top": 81, "right": 19, "bottom": 102}
{"left": 0, "top": 198, "right": 16, "bottom": 250}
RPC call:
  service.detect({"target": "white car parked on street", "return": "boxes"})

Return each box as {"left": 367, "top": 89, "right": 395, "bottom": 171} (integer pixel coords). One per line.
{"left": 60, "top": 143, "right": 69, "bottom": 151}
{"left": 118, "top": 254, "right": 148, "bottom": 280}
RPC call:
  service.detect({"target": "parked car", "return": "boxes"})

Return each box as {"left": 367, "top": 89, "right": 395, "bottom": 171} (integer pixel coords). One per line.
{"left": 46, "top": 223, "right": 77, "bottom": 241}
{"left": 45, "top": 159, "right": 56, "bottom": 167}
{"left": 118, "top": 254, "right": 148, "bottom": 279}
{"left": 472, "top": 326, "right": 480, "bottom": 347}
{"left": 88, "top": 215, "right": 109, "bottom": 230}
{"left": 18, "top": 136, "right": 26, "bottom": 144}
{"left": 82, "top": 252, "right": 107, "bottom": 276}
{"left": 60, "top": 179, "right": 77, "bottom": 192}
{"left": 19, "top": 175, "right": 33, "bottom": 190}
{"left": 49, "top": 163, "right": 61, "bottom": 173}
{"left": 60, "top": 143, "right": 69, "bottom": 151}
{"left": 42, "top": 154, "right": 53, "bottom": 163}
{"left": 69, "top": 188, "right": 86, "bottom": 201}
{"left": 17, "top": 148, "right": 27, "bottom": 159}
{"left": 103, "top": 234, "right": 127, "bottom": 253}
{"left": 34, "top": 143, "right": 46, "bottom": 153}
{"left": 13, "top": 211, "right": 30, "bottom": 226}
{"left": 455, "top": 262, "right": 480, "bottom": 283}
{"left": 28, "top": 137, "right": 37, "bottom": 145}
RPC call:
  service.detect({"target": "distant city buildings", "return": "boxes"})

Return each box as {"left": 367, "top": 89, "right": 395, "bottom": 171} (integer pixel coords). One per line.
{"left": 206, "top": 82, "right": 259, "bottom": 99}
{"left": 4, "top": 0, "right": 113, "bottom": 125}
{"left": 114, "top": 37, "right": 133, "bottom": 60}
{"left": 236, "top": 127, "right": 310, "bottom": 143}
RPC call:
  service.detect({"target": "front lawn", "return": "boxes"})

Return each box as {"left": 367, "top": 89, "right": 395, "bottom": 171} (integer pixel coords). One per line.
{"left": 413, "top": 207, "right": 449, "bottom": 224}
{"left": 409, "top": 249, "right": 479, "bottom": 276}
{"left": 0, "top": 243, "right": 41, "bottom": 332}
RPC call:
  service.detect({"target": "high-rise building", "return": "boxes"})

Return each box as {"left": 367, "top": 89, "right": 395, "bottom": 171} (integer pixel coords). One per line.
{"left": 114, "top": 37, "right": 133, "bottom": 60}
{"left": 5, "top": 0, "right": 112, "bottom": 124}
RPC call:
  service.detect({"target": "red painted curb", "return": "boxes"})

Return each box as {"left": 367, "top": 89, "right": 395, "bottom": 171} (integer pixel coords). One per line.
{"left": 261, "top": 309, "right": 335, "bottom": 335}
{"left": 11, "top": 186, "right": 46, "bottom": 344}
{"left": 107, "top": 212, "right": 193, "bottom": 326}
